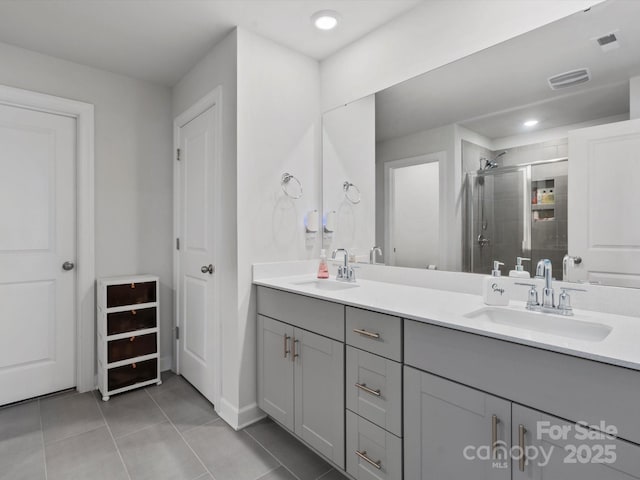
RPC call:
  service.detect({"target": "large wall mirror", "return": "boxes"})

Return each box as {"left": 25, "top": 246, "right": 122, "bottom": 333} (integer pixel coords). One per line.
{"left": 322, "top": 0, "right": 640, "bottom": 288}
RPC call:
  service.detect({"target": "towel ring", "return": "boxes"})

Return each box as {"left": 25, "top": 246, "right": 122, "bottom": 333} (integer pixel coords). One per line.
{"left": 343, "top": 181, "right": 361, "bottom": 204}
{"left": 281, "top": 173, "right": 303, "bottom": 199}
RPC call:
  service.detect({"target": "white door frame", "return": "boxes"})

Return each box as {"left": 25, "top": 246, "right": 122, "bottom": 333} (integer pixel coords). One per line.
{"left": 0, "top": 84, "right": 96, "bottom": 393}
{"left": 384, "top": 152, "right": 445, "bottom": 267}
{"left": 173, "top": 87, "right": 222, "bottom": 407}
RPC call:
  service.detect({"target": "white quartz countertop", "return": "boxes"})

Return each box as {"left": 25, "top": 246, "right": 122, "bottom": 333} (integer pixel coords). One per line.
{"left": 254, "top": 274, "right": 640, "bottom": 372}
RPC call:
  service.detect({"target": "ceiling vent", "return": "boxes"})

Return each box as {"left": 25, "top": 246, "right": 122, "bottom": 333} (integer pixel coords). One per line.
{"left": 547, "top": 68, "right": 591, "bottom": 90}
{"left": 594, "top": 31, "right": 621, "bottom": 52}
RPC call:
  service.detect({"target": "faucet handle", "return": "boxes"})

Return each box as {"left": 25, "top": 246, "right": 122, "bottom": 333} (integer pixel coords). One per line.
{"left": 515, "top": 282, "right": 539, "bottom": 309}
{"left": 557, "top": 287, "right": 586, "bottom": 315}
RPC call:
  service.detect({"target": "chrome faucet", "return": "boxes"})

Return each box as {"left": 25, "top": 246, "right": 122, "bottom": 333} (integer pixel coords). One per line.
{"left": 535, "top": 259, "right": 555, "bottom": 308}
{"left": 369, "top": 246, "right": 383, "bottom": 265}
{"left": 515, "top": 258, "right": 586, "bottom": 315}
{"left": 332, "top": 248, "right": 356, "bottom": 282}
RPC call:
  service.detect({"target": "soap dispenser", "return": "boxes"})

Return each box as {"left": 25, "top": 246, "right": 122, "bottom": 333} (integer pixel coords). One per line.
{"left": 509, "top": 257, "right": 531, "bottom": 278}
{"left": 483, "top": 261, "right": 510, "bottom": 306}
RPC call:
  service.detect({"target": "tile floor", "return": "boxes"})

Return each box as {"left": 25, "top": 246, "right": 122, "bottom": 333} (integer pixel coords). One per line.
{"left": 0, "top": 372, "right": 346, "bottom": 480}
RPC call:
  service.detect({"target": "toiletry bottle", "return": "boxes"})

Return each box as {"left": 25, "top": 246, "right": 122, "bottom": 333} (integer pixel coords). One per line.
{"left": 509, "top": 257, "right": 531, "bottom": 278}
{"left": 317, "top": 249, "right": 329, "bottom": 279}
{"left": 483, "top": 261, "right": 510, "bottom": 306}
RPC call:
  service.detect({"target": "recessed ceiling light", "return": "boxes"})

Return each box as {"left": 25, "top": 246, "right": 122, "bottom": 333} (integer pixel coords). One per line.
{"left": 524, "top": 119, "right": 539, "bottom": 127}
{"left": 312, "top": 10, "right": 340, "bottom": 31}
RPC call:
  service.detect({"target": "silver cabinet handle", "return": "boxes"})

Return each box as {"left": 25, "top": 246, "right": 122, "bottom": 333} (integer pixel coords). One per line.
{"left": 491, "top": 415, "right": 499, "bottom": 459}
{"left": 355, "top": 450, "right": 382, "bottom": 470}
{"left": 352, "top": 328, "right": 380, "bottom": 339}
{"left": 519, "top": 425, "right": 527, "bottom": 472}
{"left": 62, "top": 261, "right": 75, "bottom": 271}
{"left": 201, "top": 264, "right": 214, "bottom": 274}
{"left": 292, "top": 338, "right": 299, "bottom": 361}
{"left": 283, "top": 334, "right": 290, "bottom": 358}
{"left": 355, "top": 383, "right": 381, "bottom": 397}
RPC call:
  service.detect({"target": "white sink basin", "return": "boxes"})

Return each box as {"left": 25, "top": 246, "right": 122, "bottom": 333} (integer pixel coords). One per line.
{"left": 291, "top": 279, "right": 360, "bottom": 291}
{"left": 464, "top": 307, "right": 612, "bottom": 342}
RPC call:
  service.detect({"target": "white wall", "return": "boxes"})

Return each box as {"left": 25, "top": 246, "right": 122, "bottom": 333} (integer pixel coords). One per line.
{"left": 322, "top": 96, "right": 376, "bottom": 259}
{"left": 235, "top": 29, "right": 321, "bottom": 425}
{"left": 631, "top": 76, "right": 640, "bottom": 120}
{"left": 171, "top": 30, "right": 240, "bottom": 418}
{"left": 0, "top": 41, "right": 174, "bottom": 369}
{"left": 320, "top": 0, "right": 603, "bottom": 111}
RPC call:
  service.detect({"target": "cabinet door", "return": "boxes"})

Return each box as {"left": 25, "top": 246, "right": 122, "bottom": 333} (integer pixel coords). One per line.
{"left": 294, "top": 328, "right": 345, "bottom": 468}
{"left": 257, "top": 315, "right": 294, "bottom": 431}
{"left": 404, "top": 366, "right": 511, "bottom": 480}
{"left": 512, "top": 404, "right": 640, "bottom": 480}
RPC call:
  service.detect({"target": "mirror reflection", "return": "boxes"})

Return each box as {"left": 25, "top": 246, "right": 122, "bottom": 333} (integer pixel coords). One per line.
{"left": 323, "top": 0, "right": 640, "bottom": 288}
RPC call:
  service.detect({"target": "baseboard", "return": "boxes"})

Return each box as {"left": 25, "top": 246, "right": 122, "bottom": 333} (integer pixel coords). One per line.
{"left": 217, "top": 397, "right": 266, "bottom": 431}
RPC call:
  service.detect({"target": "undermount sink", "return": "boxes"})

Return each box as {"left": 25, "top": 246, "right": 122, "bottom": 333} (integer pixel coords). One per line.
{"left": 464, "top": 307, "right": 612, "bottom": 342}
{"left": 291, "top": 279, "right": 360, "bottom": 291}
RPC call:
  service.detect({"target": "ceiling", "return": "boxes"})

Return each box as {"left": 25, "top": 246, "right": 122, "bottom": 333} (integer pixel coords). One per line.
{"left": 0, "top": 0, "right": 422, "bottom": 87}
{"left": 376, "top": 0, "right": 640, "bottom": 143}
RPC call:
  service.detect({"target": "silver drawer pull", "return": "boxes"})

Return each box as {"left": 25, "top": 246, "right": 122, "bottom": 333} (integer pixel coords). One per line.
{"left": 355, "top": 383, "right": 381, "bottom": 397}
{"left": 519, "top": 425, "right": 527, "bottom": 472}
{"left": 352, "top": 328, "right": 380, "bottom": 339}
{"left": 355, "top": 450, "right": 382, "bottom": 470}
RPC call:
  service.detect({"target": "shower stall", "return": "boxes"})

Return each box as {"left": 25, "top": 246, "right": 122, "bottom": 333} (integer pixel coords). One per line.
{"left": 465, "top": 158, "right": 568, "bottom": 276}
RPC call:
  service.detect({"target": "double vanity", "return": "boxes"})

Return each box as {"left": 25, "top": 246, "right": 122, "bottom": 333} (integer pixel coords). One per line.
{"left": 254, "top": 266, "right": 640, "bottom": 480}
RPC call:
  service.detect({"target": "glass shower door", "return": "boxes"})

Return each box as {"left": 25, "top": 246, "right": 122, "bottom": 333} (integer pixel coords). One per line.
{"left": 467, "top": 166, "right": 531, "bottom": 275}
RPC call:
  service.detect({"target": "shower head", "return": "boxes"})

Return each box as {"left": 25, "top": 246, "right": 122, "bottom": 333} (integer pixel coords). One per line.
{"left": 484, "top": 151, "right": 507, "bottom": 169}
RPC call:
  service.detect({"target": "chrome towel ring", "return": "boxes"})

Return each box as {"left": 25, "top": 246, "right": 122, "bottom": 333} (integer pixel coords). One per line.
{"left": 343, "top": 181, "right": 361, "bottom": 204}
{"left": 281, "top": 173, "right": 303, "bottom": 199}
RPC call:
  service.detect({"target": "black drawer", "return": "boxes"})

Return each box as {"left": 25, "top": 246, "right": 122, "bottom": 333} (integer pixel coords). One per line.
{"left": 107, "top": 333, "right": 157, "bottom": 363}
{"left": 107, "top": 307, "right": 157, "bottom": 335}
{"left": 107, "top": 281, "right": 156, "bottom": 308}
{"left": 107, "top": 359, "right": 157, "bottom": 391}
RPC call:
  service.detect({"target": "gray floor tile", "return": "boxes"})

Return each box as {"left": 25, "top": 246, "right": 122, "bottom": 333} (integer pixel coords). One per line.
{"left": 116, "top": 421, "right": 205, "bottom": 480}
{"left": 316, "top": 469, "right": 348, "bottom": 480}
{"left": 0, "top": 430, "right": 46, "bottom": 480}
{"left": 146, "top": 375, "right": 218, "bottom": 432}
{"left": 40, "top": 392, "right": 104, "bottom": 444}
{"left": 45, "top": 426, "right": 128, "bottom": 480}
{"left": 257, "top": 466, "right": 298, "bottom": 480}
{"left": 98, "top": 389, "right": 165, "bottom": 438}
{"left": 183, "top": 419, "right": 279, "bottom": 480}
{"left": 245, "top": 419, "right": 333, "bottom": 480}
{"left": 0, "top": 401, "right": 40, "bottom": 441}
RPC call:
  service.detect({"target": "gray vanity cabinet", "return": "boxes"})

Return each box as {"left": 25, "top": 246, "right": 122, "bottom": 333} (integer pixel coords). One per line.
{"left": 404, "top": 366, "right": 511, "bottom": 480}
{"left": 257, "top": 315, "right": 295, "bottom": 430}
{"left": 511, "top": 404, "right": 640, "bottom": 480}
{"left": 293, "top": 327, "right": 345, "bottom": 468}
{"left": 257, "top": 287, "right": 345, "bottom": 469}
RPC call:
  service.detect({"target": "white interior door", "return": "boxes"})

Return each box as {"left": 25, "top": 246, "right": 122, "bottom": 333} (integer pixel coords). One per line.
{"left": 0, "top": 103, "right": 76, "bottom": 405}
{"left": 177, "top": 104, "right": 218, "bottom": 405}
{"left": 385, "top": 153, "right": 442, "bottom": 269}
{"left": 568, "top": 119, "right": 640, "bottom": 288}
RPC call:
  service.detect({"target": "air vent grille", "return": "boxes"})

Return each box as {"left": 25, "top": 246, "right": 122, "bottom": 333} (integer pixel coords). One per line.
{"left": 547, "top": 68, "right": 591, "bottom": 90}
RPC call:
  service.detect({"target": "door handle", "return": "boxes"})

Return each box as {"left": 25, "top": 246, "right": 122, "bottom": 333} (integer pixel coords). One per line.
{"left": 62, "top": 261, "right": 75, "bottom": 271}
{"left": 201, "top": 264, "right": 214, "bottom": 274}
{"left": 491, "top": 415, "right": 499, "bottom": 459}
{"left": 519, "top": 425, "right": 527, "bottom": 472}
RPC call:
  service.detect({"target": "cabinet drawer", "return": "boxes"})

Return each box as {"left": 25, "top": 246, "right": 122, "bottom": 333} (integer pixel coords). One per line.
{"left": 107, "top": 333, "right": 157, "bottom": 363}
{"left": 347, "top": 347, "right": 402, "bottom": 436}
{"left": 257, "top": 287, "right": 344, "bottom": 341}
{"left": 346, "top": 307, "right": 401, "bottom": 361}
{"left": 107, "top": 307, "right": 157, "bottom": 335}
{"left": 107, "top": 359, "right": 157, "bottom": 391}
{"left": 107, "top": 281, "right": 156, "bottom": 308}
{"left": 346, "top": 410, "right": 402, "bottom": 480}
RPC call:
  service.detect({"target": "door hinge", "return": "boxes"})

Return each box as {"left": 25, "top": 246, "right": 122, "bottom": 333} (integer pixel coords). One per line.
{"left": 176, "top": 238, "right": 180, "bottom": 250}
{"left": 175, "top": 326, "right": 180, "bottom": 340}
{"left": 176, "top": 148, "right": 181, "bottom": 161}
